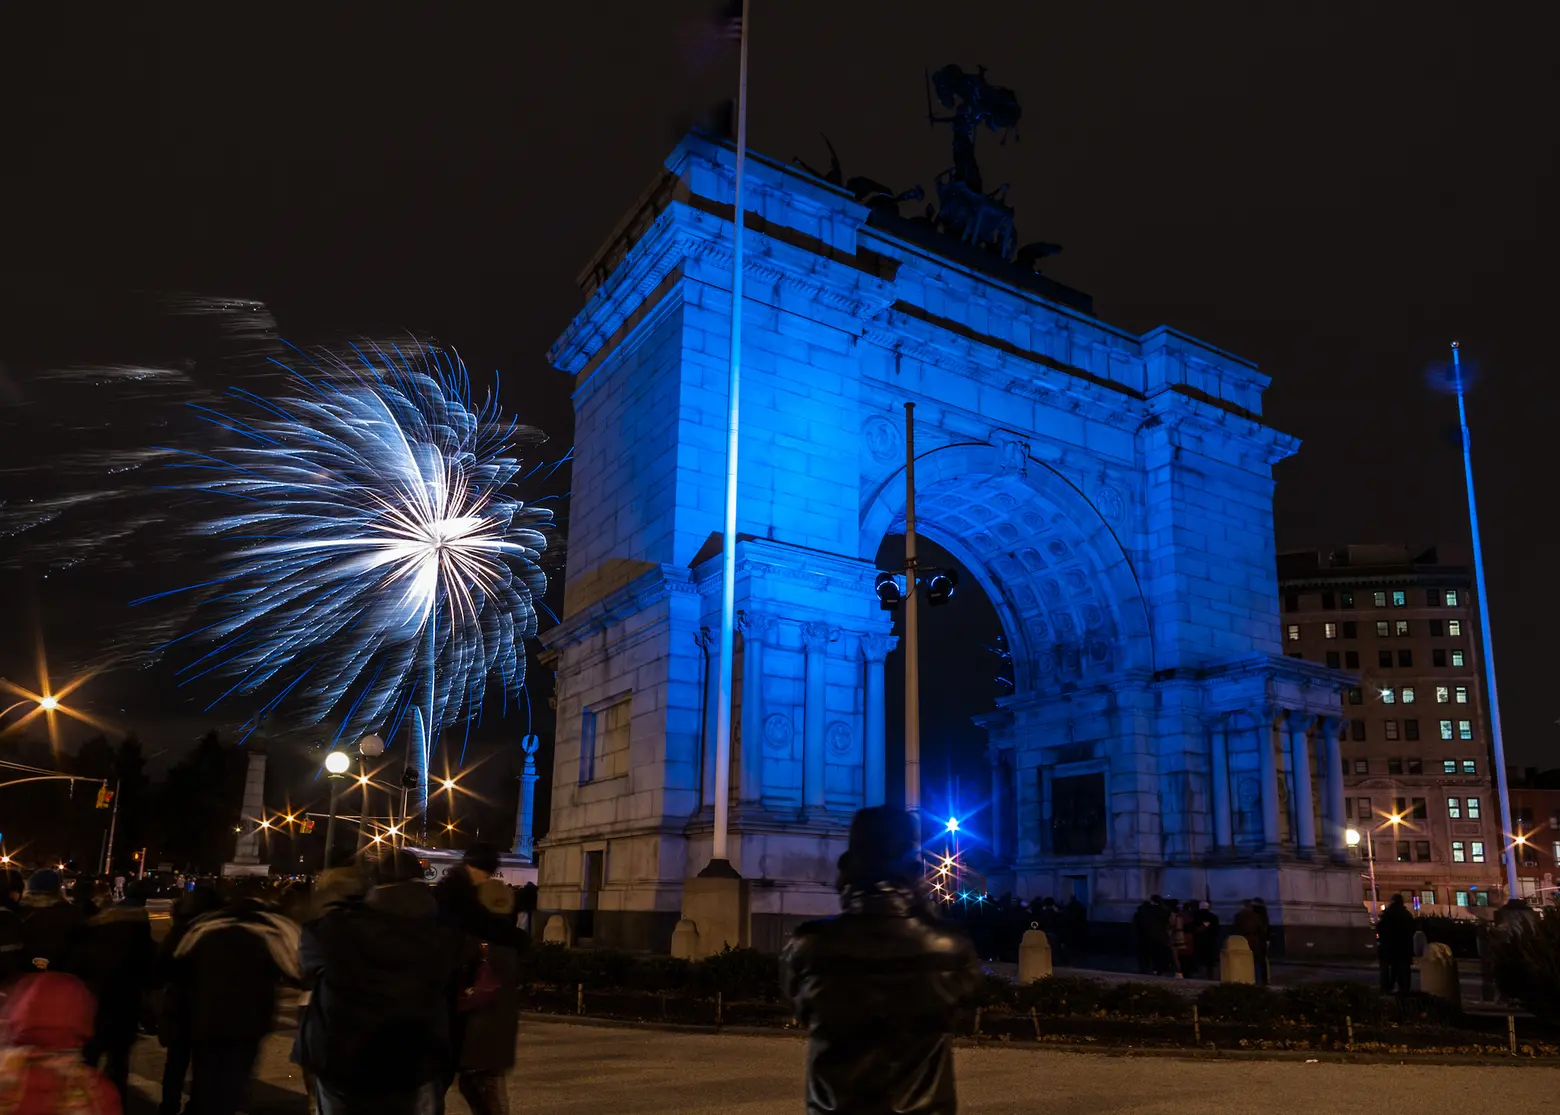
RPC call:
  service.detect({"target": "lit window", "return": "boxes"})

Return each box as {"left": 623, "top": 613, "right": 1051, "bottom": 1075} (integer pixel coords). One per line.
{"left": 1395, "top": 620, "right": 1410, "bottom": 636}
{"left": 1374, "top": 591, "right": 1388, "bottom": 607}
{"left": 1455, "top": 686, "right": 1468, "bottom": 704}
{"left": 1447, "top": 797, "right": 1462, "bottom": 819}
{"left": 1392, "top": 590, "right": 1406, "bottom": 607}
{"left": 1452, "top": 841, "right": 1466, "bottom": 863}
{"left": 1436, "top": 686, "right": 1450, "bottom": 704}
{"left": 1463, "top": 759, "right": 1477, "bottom": 775}
{"left": 1475, "top": 891, "right": 1490, "bottom": 907}
{"left": 1455, "top": 890, "right": 1470, "bottom": 907}
{"left": 1551, "top": 841, "right": 1560, "bottom": 862}
{"left": 1381, "top": 687, "right": 1396, "bottom": 704}
{"left": 1420, "top": 888, "right": 1436, "bottom": 906}
{"left": 1467, "top": 797, "right": 1481, "bottom": 819}
{"left": 1376, "top": 621, "right": 1390, "bottom": 637}
{"left": 1451, "top": 649, "right": 1465, "bottom": 667}
{"left": 1471, "top": 841, "right": 1486, "bottom": 863}
{"left": 1443, "top": 759, "right": 1457, "bottom": 774}
{"left": 1385, "top": 720, "right": 1400, "bottom": 741}
{"left": 1402, "top": 687, "right": 1416, "bottom": 704}
{"left": 1354, "top": 759, "right": 1369, "bottom": 775}
{"left": 1324, "top": 622, "right": 1338, "bottom": 639}
{"left": 1458, "top": 719, "right": 1472, "bottom": 740}
{"left": 1445, "top": 590, "right": 1458, "bottom": 606}
{"left": 1439, "top": 720, "right": 1454, "bottom": 741}
{"left": 1287, "top": 624, "right": 1301, "bottom": 641}
{"left": 1448, "top": 620, "right": 1462, "bottom": 636}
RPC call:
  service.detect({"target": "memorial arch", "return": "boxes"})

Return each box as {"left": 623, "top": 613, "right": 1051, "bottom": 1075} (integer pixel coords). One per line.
{"left": 538, "top": 133, "right": 1368, "bottom": 955}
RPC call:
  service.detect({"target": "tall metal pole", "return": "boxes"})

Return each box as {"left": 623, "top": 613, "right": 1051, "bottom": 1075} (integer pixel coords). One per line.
{"left": 1367, "top": 833, "right": 1379, "bottom": 919}
{"left": 325, "top": 777, "right": 342, "bottom": 867}
{"left": 1451, "top": 341, "right": 1519, "bottom": 901}
{"left": 903, "top": 402, "right": 920, "bottom": 820}
{"left": 708, "top": 0, "right": 750, "bottom": 872}
{"left": 101, "top": 776, "right": 121, "bottom": 875}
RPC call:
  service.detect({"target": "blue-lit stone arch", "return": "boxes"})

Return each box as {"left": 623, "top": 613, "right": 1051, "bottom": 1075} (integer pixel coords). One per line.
{"left": 860, "top": 442, "right": 1153, "bottom": 696}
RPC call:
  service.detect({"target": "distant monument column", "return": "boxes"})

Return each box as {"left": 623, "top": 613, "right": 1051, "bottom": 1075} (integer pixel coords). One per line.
{"left": 223, "top": 743, "right": 269, "bottom": 877}
{"left": 513, "top": 735, "right": 541, "bottom": 861}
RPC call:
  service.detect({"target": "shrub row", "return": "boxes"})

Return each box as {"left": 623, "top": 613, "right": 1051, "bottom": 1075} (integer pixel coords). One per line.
{"left": 518, "top": 943, "right": 782, "bottom": 1001}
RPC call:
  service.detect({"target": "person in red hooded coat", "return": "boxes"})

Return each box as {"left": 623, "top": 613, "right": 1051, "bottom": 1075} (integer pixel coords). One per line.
{"left": 0, "top": 971, "right": 121, "bottom": 1115}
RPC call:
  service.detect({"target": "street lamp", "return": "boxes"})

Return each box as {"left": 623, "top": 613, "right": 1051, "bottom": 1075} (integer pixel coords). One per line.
{"left": 323, "top": 750, "right": 350, "bottom": 865}
{"left": 355, "top": 734, "right": 385, "bottom": 849}
{"left": 1347, "top": 826, "right": 1380, "bottom": 918}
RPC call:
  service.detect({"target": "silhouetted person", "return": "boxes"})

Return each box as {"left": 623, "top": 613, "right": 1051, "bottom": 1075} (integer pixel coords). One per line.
{"left": 174, "top": 880, "right": 301, "bottom": 1115}
{"left": 74, "top": 881, "right": 155, "bottom": 1103}
{"left": 1190, "top": 901, "right": 1220, "bottom": 980}
{"left": 1251, "top": 897, "right": 1272, "bottom": 982}
{"left": 449, "top": 880, "right": 527, "bottom": 1115}
{"left": 782, "top": 807, "right": 982, "bottom": 1115}
{"left": 0, "top": 972, "right": 122, "bottom": 1115}
{"left": 155, "top": 883, "right": 222, "bottom": 1115}
{"left": 0, "top": 872, "right": 25, "bottom": 984}
{"left": 18, "top": 869, "right": 85, "bottom": 974}
{"left": 296, "top": 848, "right": 460, "bottom": 1115}
{"left": 1376, "top": 894, "right": 1416, "bottom": 995}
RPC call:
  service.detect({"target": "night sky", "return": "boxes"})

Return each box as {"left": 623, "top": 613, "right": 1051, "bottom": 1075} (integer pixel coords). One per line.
{"left": 2, "top": 2, "right": 1557, "bottom": 789}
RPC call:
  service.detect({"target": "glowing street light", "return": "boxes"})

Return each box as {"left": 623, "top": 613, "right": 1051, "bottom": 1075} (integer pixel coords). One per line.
{"left": 1347, "top": 826, "right": 1380, "bottom": 917}
{"left": 37, "top": 695, "right": 58, "bottom": 711}
{"left": 323, "top": 751, "right": 351, "bottom": 776}
{"left": 945, "top": 816, "right": 959, "bottom": 834}
{"left": 322, "top": 750, "right": 351, "bottom": 864}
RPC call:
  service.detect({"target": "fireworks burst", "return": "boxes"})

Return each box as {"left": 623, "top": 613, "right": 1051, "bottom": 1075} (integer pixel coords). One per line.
{"left": 138, "top": 340, "right": 559, "bottom": 815}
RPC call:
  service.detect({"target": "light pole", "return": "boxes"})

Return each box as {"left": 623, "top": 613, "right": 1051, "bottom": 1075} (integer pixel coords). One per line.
{"left": 1444, "top": 341, "right": 1520, "bottom": 904}
{"left": 323, "top": 750, "right": 350, "bottom": 865}
{"left": 1347, "top": 826, "right": 1379, "bottom": 918}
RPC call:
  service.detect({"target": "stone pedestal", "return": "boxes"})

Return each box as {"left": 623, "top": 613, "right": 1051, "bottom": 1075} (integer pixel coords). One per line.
{"left": 1220, "top": 935, "right": 1255, "bottom": 984}
{"left": 680, "top": 871, "right": 751, "bottom": 959}
{"left": 542, "top": 914, "right": 571, "bottom": 946}
{"left": 1018, "top": 929, "right": 1053, "bottom": 982}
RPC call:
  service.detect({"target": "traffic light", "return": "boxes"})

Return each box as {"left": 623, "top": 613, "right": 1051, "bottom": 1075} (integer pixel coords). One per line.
{"left": 300, "top": 819, "right": 316, "bottom": 835}
{"left": 400, "top": 767, "right": 419, "bottom": 789}
{"left": 95, "top": 786, "right": 113, "bottom": 810}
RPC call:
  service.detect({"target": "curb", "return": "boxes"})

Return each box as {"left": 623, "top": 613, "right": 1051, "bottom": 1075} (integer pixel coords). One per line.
{"left": 519, "top": 1012, "right": 1557, "bottom": 1067}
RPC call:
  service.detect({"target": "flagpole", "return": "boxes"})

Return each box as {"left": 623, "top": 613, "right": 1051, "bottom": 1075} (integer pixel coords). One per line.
{"left": 707, "top": 0, "right": 750, "bottom": 874}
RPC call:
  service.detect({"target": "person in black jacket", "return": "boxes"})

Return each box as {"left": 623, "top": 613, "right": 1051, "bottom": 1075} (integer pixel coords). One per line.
{"left": 781, "top": 807, "right": 982, "bottom": 1115}
{"left": 296, "top": 848, "right": 460, "bottom": 1115}
{"left": 174, "top": 881, "right": 302, "bottom": 1115}
{"left": 74, "top": 882, "right": 156, "bottom": 1103}
{"left": 1376, "top": 893, "right": 1417, "bottom": 994}
{"left": 155, "top": 883, "right": 223, "bottom": 1115}
{"left": 450, "top": 879, "right": 526, "bottom": 1115}
{"left": 17, "top": 869, "right": 86, "bottom": 973}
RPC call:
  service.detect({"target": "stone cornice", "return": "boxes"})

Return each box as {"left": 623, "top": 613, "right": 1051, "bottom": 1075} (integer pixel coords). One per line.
{"left": 1144, "top": 390, "right": 1300, "bottom": 468}
{"left": 541, "top": 564, "right": 693, "bottom": 653}
{"left": 551, "top": 201, "right": 896, "bottom": 376}
{"left": 693, "top": 537, "right": 881, "bottom": 598}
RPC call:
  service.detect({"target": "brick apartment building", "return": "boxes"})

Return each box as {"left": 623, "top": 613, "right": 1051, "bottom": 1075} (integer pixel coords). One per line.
{"left": 1509, "top": 772, "right": 1560, "bottom": 904}
{"left": 1278, "top": 545, "right": 1504, "bottom": 913}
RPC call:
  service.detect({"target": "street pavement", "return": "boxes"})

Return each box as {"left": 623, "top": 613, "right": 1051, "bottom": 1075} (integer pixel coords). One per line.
{"left": 126, "top": 1019, "right": 1560, "bottom": 1115}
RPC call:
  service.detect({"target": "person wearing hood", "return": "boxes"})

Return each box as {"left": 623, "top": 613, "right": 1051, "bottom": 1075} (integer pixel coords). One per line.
{"left": 0, "top": 971, "right": 122, "bottom": 1115}
{"left": 781, "top": 807, "right": 982, "bottom": 1115}
{"left": 73, "top": 881, "right": 156, "bottom": 1104}
{"left": 154, "top": 884, "right": 223, "bottom": 1115}
{"left": 173, "top": 880, "right": 302, "bottom": 1115}
{"left": 448, "top": 880, "right": 526, "bottom": 1115}
{"left": 18, "top": 869, "right": 86, "bottom": 975}
{"left": 296, "top": 847, "right": 460, "bottom": 1115}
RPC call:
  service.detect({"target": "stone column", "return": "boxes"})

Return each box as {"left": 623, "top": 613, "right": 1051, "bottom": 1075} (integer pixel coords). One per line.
{"left": 1258, "top": 710, "right": 1281, "bottom": 855}
{"left": 860, "top": 634, "right": 891, "bottom": 807}
{"left": 231, "top": 748, "right": 268, "bottom": 865}
{"left": 1323, "top": 716, "right": 1348, "bottom": 862}
{"left": 1208, "top": 715, "right": 1233, "bottom": 852}
{"left": 737, "top": 613, "right": 774, "bottom": 805}
{"left": 698, "top": 627, "right": 718, "bottom": 811}
{"left": 802, "top": 621, "right": 835, "bottom": 813}
{"left": 1288, "top": 713, "right": 1317, "bottom": 858}
{"left": 513, "top": 734, "right": 540, "bottom": 859}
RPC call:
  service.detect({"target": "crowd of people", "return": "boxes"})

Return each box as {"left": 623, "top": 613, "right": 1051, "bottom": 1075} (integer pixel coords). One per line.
{"left": 1131, "top": 893, "right": 1268, "bottom": 982}
{"left": 0, "top": 843, "right": 530, "bottom": 1115}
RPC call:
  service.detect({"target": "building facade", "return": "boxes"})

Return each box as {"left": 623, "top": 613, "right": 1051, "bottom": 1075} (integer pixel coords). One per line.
{"left": 1508, "top": 774, "right": 1560, "bottom": 904}
{"left": 1278, "top": 546, "right": 1504, "bottom": 912}
{"left": 537, "top": 132, "right": 1363, "bottom": 954}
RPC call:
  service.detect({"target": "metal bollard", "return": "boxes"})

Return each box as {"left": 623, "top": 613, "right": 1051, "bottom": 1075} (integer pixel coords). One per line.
{"left": 1030, "top": 1006, "right": 1041, "bottom": 1041}
{"left": 1509, "top": 1015, "right": 1517, "bottom": 1056}
{"left": 973, "top": 1007, "right": 982, "bottom": 1037}
{"left": 1345, "top": 1016, "right": 1353, "bottom": 1051}
{"left": 1193, "top": 1005, "right": 1200, "bottom": 1045}
{"left": 576, "top": 983, "right": 583, "bottom": 1015}
{"left": 717, "top": 991, "right": 723, "bottom": 1027}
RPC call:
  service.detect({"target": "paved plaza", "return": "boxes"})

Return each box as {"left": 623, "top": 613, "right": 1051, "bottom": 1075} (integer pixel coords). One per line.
{"left": 126, "top": 1019, "right": 1559, "bottom": 1115}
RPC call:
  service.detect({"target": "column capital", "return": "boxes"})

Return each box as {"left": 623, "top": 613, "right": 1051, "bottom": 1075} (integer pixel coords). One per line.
{"left": 1318, "top": 714, "right": 1345, "bottom": 740}
{"left": 737, "top": 610, "right": 778, "bottom": 643}
{"left": 859, "top": 632, "right": 894, "bottom": 663}
{"left": 1284, "top": 710, "right": 1317, "bottom": 735}
{"left": 801, "top": 621, "right": 838, "bottom": 653}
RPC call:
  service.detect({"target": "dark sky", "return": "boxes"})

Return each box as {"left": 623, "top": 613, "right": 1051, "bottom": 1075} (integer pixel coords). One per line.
{"left": 2, "top": 2, "right": 1556, "bottom": 774}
